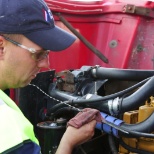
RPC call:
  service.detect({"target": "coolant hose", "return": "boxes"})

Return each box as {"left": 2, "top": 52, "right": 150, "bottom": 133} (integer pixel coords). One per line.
{"left": 72, "top": 77, "right": 150, "bottom": 104}
{"left": 46, "top": 102, "right": 70, "bottom": 116}
{"left": 71, "top": 76, "right": 149, "bottom": 112}
{"left": 47, "top": 107, "right": 78, "bottom": 119}
{"left": 85, "top": 76, "right": 154, "bottom": 114}
{"left": 108, "top": 135, "right": 118, "bottom": 154}
{"left": 48, "top": 89, "right": 79, "bottom": 101}
{"left": 96, "top": 112, "right": 154, "bottom": 138}
{"left": 91, "top": 67, "right": 154, "bottom": 81}
{"left": 119, "top": 138, "right": 152, "bottom": 154}
{"left": 47, "top": 107, "right": 154, "bottom": 139}
{"left": 120, "top": 112, "right": 154, "bottom": 136}
{"left": 120, "top": 75, "right": 154, "bottom": 113}
{"left": 48, "top": 76, "right": 154, "bottom": 114}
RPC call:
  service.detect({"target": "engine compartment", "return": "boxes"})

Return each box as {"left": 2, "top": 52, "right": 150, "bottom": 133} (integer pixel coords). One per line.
{"left": 18, "top": 65, "right": 154, "bottom": 154}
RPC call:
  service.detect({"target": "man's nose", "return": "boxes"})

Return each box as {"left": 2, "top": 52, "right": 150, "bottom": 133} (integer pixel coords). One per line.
{"left": 37, "top": 56, "right": 50, "bottom": 68}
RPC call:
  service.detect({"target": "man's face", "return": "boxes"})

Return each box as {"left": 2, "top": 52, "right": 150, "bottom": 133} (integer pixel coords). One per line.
{"left": 0, "top": 35, "right": 50, "bottom": 89}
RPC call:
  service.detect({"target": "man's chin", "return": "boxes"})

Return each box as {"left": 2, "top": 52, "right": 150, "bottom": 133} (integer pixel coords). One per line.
{"left": 18, "top": 80, "right": 32, "bottom": 88}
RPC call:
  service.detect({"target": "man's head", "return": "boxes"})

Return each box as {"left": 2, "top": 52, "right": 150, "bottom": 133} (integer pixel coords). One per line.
{"left": 0, "top": 0, "right": 76, "bottom": 90}
{"left": 0, "top": 0, "right": 76, "bottom": 51}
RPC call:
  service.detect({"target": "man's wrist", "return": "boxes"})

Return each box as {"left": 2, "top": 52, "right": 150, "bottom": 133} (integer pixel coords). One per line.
{"left": 56, "top": 132, "right": 74, "bottom": 154}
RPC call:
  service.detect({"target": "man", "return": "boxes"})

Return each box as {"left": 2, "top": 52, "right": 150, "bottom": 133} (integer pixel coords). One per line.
{"left": 0, "top": 0, "right": 96, "bottom": 153}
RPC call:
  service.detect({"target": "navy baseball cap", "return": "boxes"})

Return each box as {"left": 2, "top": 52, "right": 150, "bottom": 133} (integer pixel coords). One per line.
{"left": 0, "top": 0, "right": 76, "bottom": 51}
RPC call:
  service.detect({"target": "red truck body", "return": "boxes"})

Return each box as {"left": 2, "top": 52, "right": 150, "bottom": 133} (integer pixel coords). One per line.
{"left": 44, "top": 0, "right": 154, "bottom": 71}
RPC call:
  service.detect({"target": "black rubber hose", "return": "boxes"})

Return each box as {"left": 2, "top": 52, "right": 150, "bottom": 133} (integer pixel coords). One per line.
{"left": 46, "top": 100, "right": 82, "bottom": 116}
{"left": 119, "top": 138, "right": 152, "bottom": 154}
{"left": 47, "top": 106, "right": 154, "bottom": 139}
{"left": 72, "top": 77, "right": 150, "bottom": 104}
{"left": 46, "top": 101, "right": 69, "bottom": 116}
{"left": 80, "top": 76, "right": 154, "bottom": 113}
{"left": 47, "top": 107, "right": 78, "bottom": 119}
{"left": 101, "top": 113, "right": 154, "bottom": 139}
{"left": 120, "top": 76, "right": 154, "bottom": 113}
{"left": 48, "top": 77, "right": 154, "bottom": 114}
{"left": 48, "top": 89, "right": 79, "bottom": 101}
{"left": 108, "top": 135, "right": 118, "bottom": 154}
{"left": 91, "top": 67, "right": 154, "bottom": 81}
{"left": 47, "top": 76, "right": 153, "bottom": 114}
{"left": 120, "top": 112, "right": 154, "bottom": 137}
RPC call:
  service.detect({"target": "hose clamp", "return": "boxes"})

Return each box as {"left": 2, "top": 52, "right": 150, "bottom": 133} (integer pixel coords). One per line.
{"left": 112, "top": 97, "right": 120, "bottom": 115}
{"left": 91, "top": 65, "right": 100, "bottom": 78}
{"left": 108, "top": 99, "right": 114, "bottom": 115}
{"left": 108, "top": 97, "right": 119, "bottom": 115}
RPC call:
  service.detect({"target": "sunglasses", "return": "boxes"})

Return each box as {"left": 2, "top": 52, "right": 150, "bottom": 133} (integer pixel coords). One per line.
{"left": 1, "top": 35, "right": 50, "bottom": 61}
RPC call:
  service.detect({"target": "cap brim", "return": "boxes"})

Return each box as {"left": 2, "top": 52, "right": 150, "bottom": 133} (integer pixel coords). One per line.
{"left": 24, "top": 26, "right": 76, "bottom": 51}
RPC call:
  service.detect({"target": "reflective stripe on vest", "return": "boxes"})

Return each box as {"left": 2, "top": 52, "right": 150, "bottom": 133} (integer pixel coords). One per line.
{"left": 0, "top": 90, "right": 39, "bottom": 153}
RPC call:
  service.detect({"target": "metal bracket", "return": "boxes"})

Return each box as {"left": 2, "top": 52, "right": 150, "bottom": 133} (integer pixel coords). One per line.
{"left": 123, "top": 4, "right": 154, "bottom": 18}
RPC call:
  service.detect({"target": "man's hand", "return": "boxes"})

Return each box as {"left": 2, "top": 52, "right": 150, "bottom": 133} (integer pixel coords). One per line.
{"left": 56, "top": 120, "right": 96, "bottom": 154}
{"left": 65, "top": 119, "right": 96, "bottom": 146}
{"left": 56, "top": 108, "right": 102, "bottom": 154}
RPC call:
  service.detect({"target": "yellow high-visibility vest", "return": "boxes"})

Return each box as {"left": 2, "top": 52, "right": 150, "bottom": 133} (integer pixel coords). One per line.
{"left": 0, "top": 90, "right": 39, "bottom": 153}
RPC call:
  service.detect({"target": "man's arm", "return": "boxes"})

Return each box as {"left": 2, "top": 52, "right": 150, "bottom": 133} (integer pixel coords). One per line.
{"left": 56, "top": 120, "right": 96, "bottom": 154}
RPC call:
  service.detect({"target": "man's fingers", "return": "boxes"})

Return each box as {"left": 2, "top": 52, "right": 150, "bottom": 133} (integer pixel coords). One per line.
{"left": 85, "top": 120, "right": 97, "bottom": 134}
{"left": 89, "top": 120, "right": 97, "bottom": 128}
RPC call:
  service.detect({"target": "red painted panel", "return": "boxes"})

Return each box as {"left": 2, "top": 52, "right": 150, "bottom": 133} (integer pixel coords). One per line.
{"left": 44, "top": 0, "right": 154, "bottom": 71}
